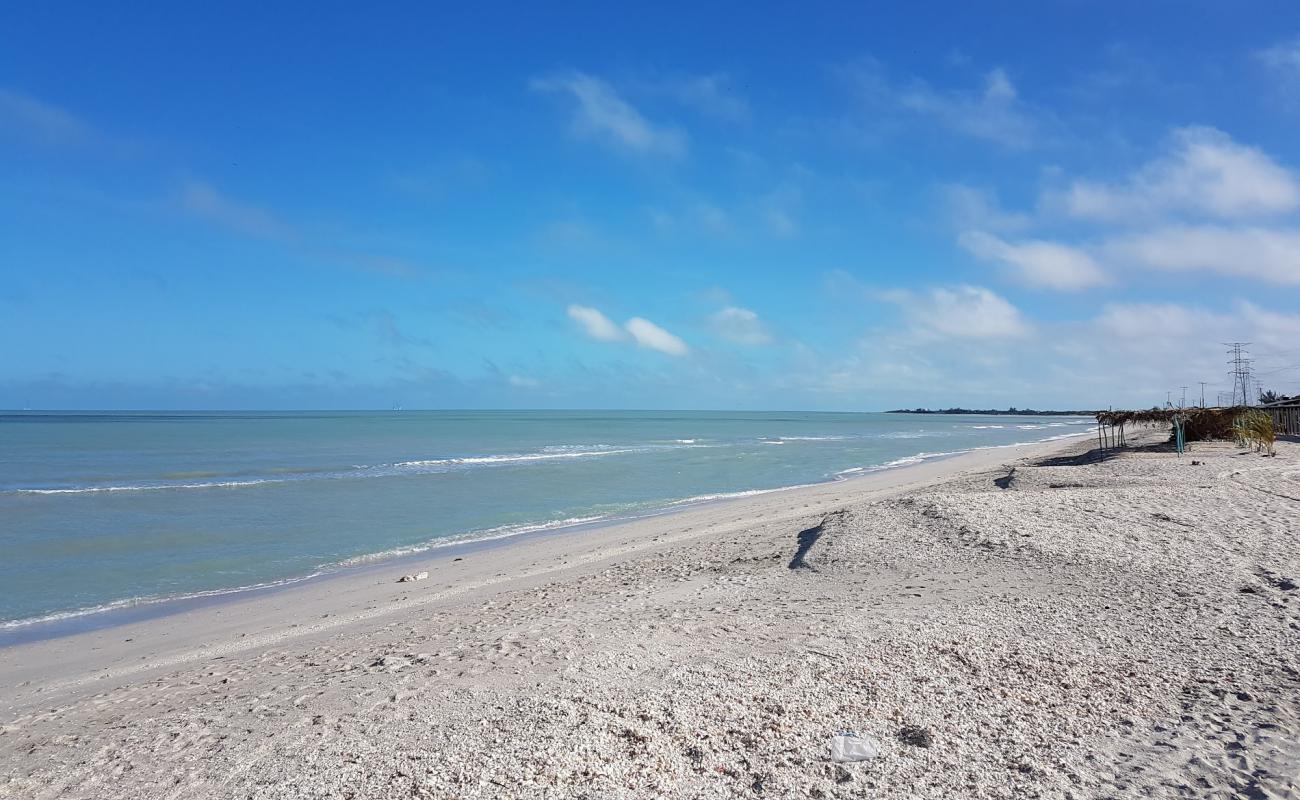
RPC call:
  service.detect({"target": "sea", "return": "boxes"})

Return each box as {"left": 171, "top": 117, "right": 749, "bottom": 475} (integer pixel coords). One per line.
{"left": 0, "top": 410, "right": 1093, "bottom": 638}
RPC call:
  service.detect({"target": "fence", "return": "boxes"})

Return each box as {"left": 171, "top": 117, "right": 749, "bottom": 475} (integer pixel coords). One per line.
{"left": 1263, "top": 404, "right": 1300, "bottom": 436}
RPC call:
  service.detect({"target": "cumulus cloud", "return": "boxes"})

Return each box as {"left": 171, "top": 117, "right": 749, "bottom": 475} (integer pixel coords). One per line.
{"left": 567, "top": 305, "right": 690, "bottom": 356}
{"left": 709, "top": 306, "right": 772, "bottom": 345}
{"left": 532, "top": 72, "right": 686, "bottom": 157}
{"left": 566, "top": 305, "right": 626, "bottom": 341}
{"left": 939, "top": 128, "right": 1300, "bottom": 291}
{"left": 625, "top": 317, "right": 690, "bottom": 355}
{"left": 1048, "top": 126, "right": 1300, "bottom": 221}
{"left": 1105, "top": 225, "right": 1300, "bottom": 285}
{"left": 884, "top": 285, "right": 1030, "bottom": 340}
{"left": 959, "top": 230, "right": 1109, "bottom": 290}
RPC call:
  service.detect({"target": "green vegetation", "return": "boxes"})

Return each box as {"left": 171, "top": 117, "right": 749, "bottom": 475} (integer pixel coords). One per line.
{"left": 1233, "top": 411, "right": 1276, "bottom": 456}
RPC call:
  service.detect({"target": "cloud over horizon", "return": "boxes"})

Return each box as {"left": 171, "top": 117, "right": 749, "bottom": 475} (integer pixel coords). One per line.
{"left": 567, "top": 305, "right": 690, "bottom": 356}
{"left": 6, "top": 7, "right": 1300, "bottom": 411}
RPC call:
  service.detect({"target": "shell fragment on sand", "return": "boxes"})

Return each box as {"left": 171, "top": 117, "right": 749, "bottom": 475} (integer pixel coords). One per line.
{"left": 397, "top": 571, "right": 429, "bottom": 583}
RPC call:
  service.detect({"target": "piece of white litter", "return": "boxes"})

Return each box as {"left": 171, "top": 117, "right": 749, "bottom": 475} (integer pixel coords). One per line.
{"left": 829, "top": 732, "right": 881, "bottom": 762}
{"left": 397, "top": 571, "right": 429, "bottom": 583}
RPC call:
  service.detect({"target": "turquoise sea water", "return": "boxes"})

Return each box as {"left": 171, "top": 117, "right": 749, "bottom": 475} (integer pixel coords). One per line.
{"left": 0, "top": 410, "right": 1092, "bottom": 630}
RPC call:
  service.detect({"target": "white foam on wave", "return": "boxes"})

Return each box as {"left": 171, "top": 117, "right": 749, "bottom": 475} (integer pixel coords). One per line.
{"left": 14, "top": 478, "right": 284, "bottom": 495}
{"left": 334, "top": 514, "right": 611, "bottom": 567}
{"left": 778, "top": 435, "right": 847, "bottom": 441}
{"left": 7, "top": 444, "right": 654, "bottom": 495}
{"left": 669, "top": 486, "right": 793, "bottom": 505}
{"left": 831, "top": 428, "right": 1094, "bottom": 481}
{"left": 395, "top": 448, "right": 639, "bottom": 468}
{"left": 0, "top": 570, "right": 326, "bottom": 630}
{"left": 2, "top": 512, "right": 619, "bottom": 629}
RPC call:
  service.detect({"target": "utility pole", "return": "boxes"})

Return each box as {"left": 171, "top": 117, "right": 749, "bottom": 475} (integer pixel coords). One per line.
{"left": 1199, "top": 382, "right": 1207, "bottom": 408}
{"left": 1180, "top": 386, "right": 1187, "bottom": 409}
{"left": 1224, "top": 343, "right": 1253, "bottom": 406}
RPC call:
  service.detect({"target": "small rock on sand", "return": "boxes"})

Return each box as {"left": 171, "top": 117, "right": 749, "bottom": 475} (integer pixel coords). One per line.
{"left": 397, "top": 571, "right": 429, "bottom": 583}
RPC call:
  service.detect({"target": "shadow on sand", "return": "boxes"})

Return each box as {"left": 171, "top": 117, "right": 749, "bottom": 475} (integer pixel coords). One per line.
{"left": 788, "top": 520, "right": 825, "bottom": 570}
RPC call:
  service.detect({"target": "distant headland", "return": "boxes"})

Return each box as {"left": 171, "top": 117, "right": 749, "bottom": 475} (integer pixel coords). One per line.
{"left": 887, "top": 407, "right": 1094, "bottom": 416}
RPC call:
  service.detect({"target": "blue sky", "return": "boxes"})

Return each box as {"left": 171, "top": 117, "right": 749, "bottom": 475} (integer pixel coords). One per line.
{"left": 3, "top": 2, "right": 1300, "bottom": 410}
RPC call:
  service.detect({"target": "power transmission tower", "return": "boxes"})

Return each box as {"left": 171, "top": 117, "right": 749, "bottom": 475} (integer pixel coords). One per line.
{"left": 1225, "top": 343, "right": 1253, "bottom": 406}
{"left": 1180, "top": 386, "right": 1187, "bottom": 408}
{"left": 1198, "top": 382, "right": 1207, "bottom": 407}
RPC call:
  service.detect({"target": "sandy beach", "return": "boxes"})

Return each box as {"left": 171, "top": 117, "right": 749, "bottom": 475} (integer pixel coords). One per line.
{"left": 1, "top": 432, "right": 1297, "bottom": 798}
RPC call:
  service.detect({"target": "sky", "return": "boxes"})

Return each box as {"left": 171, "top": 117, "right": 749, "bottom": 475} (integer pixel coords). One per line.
{"left": 3, "top": 2, "right": 1300, "bottom": 411}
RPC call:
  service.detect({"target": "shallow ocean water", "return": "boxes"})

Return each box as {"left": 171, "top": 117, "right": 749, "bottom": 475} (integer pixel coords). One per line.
{"left": 0, "top": 410, "right": 1091, "bottom": 628}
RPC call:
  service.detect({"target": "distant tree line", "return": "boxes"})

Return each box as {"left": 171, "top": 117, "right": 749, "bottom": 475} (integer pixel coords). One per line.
{"left": 887, "top": 407, "right": 1093, "bottom": 416}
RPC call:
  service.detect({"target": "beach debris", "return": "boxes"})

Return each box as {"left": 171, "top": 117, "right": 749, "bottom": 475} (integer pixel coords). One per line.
{"left": 828, "top": 731, "right": 881, "bottom": 762}
{"left": 397, "top": 571, "right": 429, "bottom": 583}
{"left": 897, "top": 724, "right": 934, "bottom": 748}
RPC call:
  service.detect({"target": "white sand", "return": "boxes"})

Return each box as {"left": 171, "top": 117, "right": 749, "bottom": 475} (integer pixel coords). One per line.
{"left": 1, "top": 433, "right": 1297, "bottom": 798}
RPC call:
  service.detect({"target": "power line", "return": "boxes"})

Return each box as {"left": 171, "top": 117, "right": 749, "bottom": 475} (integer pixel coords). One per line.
{"left": 1225, "top": 342, "right": 1253, "bottom": 406}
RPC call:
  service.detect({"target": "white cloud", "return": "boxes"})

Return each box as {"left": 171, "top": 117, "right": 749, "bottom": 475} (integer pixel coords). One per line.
{"left": 897, "top": 68, "right": 1038, "bottom": 149}
{"left": 1106, "top": 225, "right": 1300, "bottom": 285}
{"left": 566, "top": 306, "right": 690, "bottom": 356}
{"left": 659, "top": 74, "right": 749, "bottom": 123}
{"left": 1049, "top": 126, "right": 1300, "bottom": 221}
{"left": 625, "top": 317, "right": 690, "bottom": 356}
{"left": 508, "top": 375, "right": 541, "bottom": 389}
{"left": 710, "top": 307, "right": 773, "bottom": 345}
{"left": 940, "top": 184, "right": 1031, "bottom": 233}
{"left": 884, "top": 285, "right": 1031, "bottom": 340}
{"left": 1256, "top": 38, "right": 1300, "bottom": 112}
{"left": 566, "top": 305, "right": 627, "bottom": 341}
{"left": 0, "top": 88, "right": 89, "bottom": 147}
{"left": 532, "top": 72, "right": 686, "bottom": 157}
{"left": 959, "top": 230, "right": 1109, "bottom": 290}
{"left": 757, "top": 186, "right": 802, "bottom": 238}
{"left": 1093, "top": 302, "right": 1203, "bottom": 340}
{"left": 181, "top": 180, "right": 294, "bottom": 239}
{"left": 1258, "top": 37, "right": 1300, "bottom": 72}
